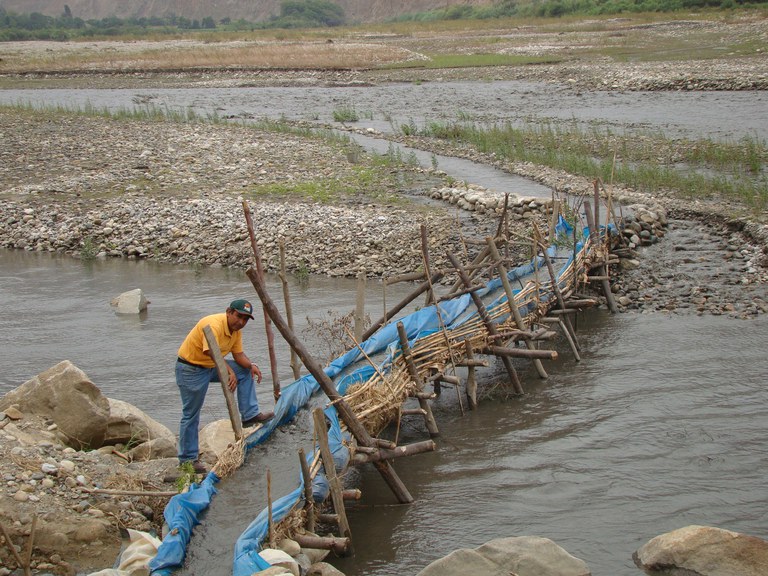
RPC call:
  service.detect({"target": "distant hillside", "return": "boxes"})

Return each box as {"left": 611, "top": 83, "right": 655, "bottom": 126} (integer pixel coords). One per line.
{"left": 0, "top": 0, "right": 495, "bottom": 24}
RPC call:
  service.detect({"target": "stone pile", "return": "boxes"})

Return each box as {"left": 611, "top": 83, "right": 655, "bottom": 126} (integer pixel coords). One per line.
{"left": 431, "top": 184, "right": 552, "bottom": 218}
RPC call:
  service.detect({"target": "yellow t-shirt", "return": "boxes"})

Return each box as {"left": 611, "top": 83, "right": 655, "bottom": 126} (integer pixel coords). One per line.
{"left": 177, "top": 313, "right": 243, "bottom": 368}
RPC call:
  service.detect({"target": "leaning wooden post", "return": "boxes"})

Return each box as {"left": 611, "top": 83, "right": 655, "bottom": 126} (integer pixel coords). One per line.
{"left": 203, "top": 325, "right": 244, "bottom": 441}
{"left": 355, "top": 272, "right": 366, "bottom": 343}
{"left": 242, "top": 200, "right": 281, "bottom": 401}
{"left": 279, "top": 240, "right": 301, "bottom": 381}
{"left": 298, "top": 448, "right": 316, "bottom": 533}
{"left": 584, "top": 198, "right": 618, "bottom": 314}
{"left": 396, "top": 322, "right": 440, "bottom": 437}
{"left": 486, "top": 237, "right": 548, "bottom": 379}
{"left": 246, "top": 267, "right": 414, "bottom": 503}
{"left": 421, "top": 224, "right": 435, "bottom": 306}
{"left": 446, "top": 252, "right": 524, "bottom": 395}
{"left": 313, "top": 408, "right": 353, "bottom": 555}
{"left": 267, "top": 468, "right": 275, "bottom": 549}
{"left": 361, "top": 271, "right": 444, "bottom": 342}
{"left": 531, "top": 231, "right": 582, "bottom": 362}
{"left": 463, "top": 339, "right": 478, "bottom": 410}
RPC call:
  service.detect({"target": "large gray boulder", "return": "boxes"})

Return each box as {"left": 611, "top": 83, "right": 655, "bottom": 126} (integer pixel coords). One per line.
{"left": 633, "top": 525, "right": 768, "bottom": 576}
{"left": 0, "top": 360, "right": 110, "bottom": 449}
{"left": 105, "top": 397, "right": 175, "bottom": 446}
{"left": 415, "top": 536, "right": 590, "bottom": 576}
{"left": 110, "top": 288, "right": 149, "bottom": 314}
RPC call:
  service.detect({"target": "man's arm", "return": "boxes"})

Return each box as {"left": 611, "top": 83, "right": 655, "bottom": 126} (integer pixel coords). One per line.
{"left": 232, "top": 351, "right": 263, "bottom": 384}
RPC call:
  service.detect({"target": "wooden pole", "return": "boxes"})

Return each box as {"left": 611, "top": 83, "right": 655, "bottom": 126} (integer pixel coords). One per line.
{"left": 397, "top": 322, "right": 440, "bottom": 437}
{"left": 352, "top": 439, "right": 436, "bottom": 464}
{"left": 464, "top": 339, "right": 478, "bottom": 410}
{"left": 486, "top": 237, "right": 548, "bottom": 379}
{"left": 203, "top": 325, "right": 244, "bottom": 441}
{"left": 355, "top": 272, "right": 366, "bottom": 343}
{"left": 312, "top": 408, "right": 353, "bottom": 555}
{"left": 361, "top": 271, "right": 444, "bottom": 343}
{"left": 242, "top": 200, "right": 281, "bottom": 401}
{"left": 0, "top": 521, "right": 30, "bottom": 576}
{"left": 267, "top": 468, "right": 275, "bottom": 549}
{"left": 531, "top": 230, "right": 582, "bottom": 362}
{"left": 421, "top": 224, "right": 435, "bottom": 306}
{"left": 279, "top": 240, "right": 301, "bottom": 381}
{"left": 481, "top": 345, "right": 558, "bottom": 360}
{"left": 446, "top": 252, "right": 524, "bottom": 394}
{"left": 584, "top": 198, "right": 618, "bottom": 314}
{"left": 298, "top": 448, "right": 316, "bottom": 533}
{"left": 293, "top": 533, "right": 349, "bottom": 554}
{"left": 246, "top": 267, "right": 414, "bottom": 503}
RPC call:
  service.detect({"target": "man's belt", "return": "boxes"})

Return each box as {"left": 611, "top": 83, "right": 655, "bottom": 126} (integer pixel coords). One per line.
{"left": 177, "top": 356, "right": 206, "bottom": 369}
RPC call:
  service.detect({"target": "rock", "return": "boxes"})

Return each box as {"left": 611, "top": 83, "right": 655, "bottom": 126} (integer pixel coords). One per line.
{"left": 415, "top": 536, "right": 590, "bottom": 576}
{"left": 4, "top": 406, "right": 23, "bottom": 420}
{"left": 127, "top": 436, "right": 177, "bottom": 461}
{"left": 633, "top": 525, "right": 768, "bottom": 576}
{"left": 110, "top": 288, "right": 149, "bottom": 314}
{"left": 306, "top": 562, "right": 346, "bottom": 575}
{"left": 199, "top": 419, "right": 241, "bottom": 459}
{"left": 259, "top": 548, "right": 300, "bottom": 576}
{"left": 279, "top": 537, "right": 302, "bottom": 557}
{"left": 0, "top": 361, "right": 110, "bottom": 450}
{"left": 105, "top": 398, "right": 175, "bottom": 446}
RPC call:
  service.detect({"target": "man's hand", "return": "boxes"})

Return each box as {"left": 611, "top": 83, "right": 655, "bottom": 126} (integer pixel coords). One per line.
{"left": 227, "top": 368, "right": 237, "bottom": 391}
{"left": 251, "top": 363, "right": 262, "bottom": 384}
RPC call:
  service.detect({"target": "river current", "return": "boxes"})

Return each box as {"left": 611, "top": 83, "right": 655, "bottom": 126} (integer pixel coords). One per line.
{"left": 1, "top": 80, "right": 767, "bottom": 575}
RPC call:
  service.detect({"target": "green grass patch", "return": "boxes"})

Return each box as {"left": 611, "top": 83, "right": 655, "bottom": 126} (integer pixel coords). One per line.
{"left": 385, "top": 52, "right": 563, "bottom": 70}
{"left": 408, "top": 118, "right": 768, "bottom": 211}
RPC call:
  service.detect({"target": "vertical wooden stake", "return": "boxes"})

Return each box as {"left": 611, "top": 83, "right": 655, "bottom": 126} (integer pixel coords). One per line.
{"left": 312, "top": 408, "right": 353, "bottom": 555}
{"left": 486, "top": 237, "right": 548, "bottom": 379}
{"left": 584, "top": 199, "right": 618, "bottom": 314}
{"left": 446, "top": 252, "right": 524, "bottom": 394}
{"left": 355, "top": 272, "right": 366, "bottom": 343}
{"left": 203, "top": 325, "right": 244, "bottom": 441}
{"left": 397, "top": 322, "right": 440, "bottom": 437}
{"left": 299, "top": 448, "right": 315, "bottom": 533}
{"left": 420, "top": 224, "right": 435, "bottom": 306}
{"left": 267, "top": 468, "right": 275, "bottom": 549}
{"left": 279, "top": 240, "right": 301, "bottom": 381}
{"left": 464, "top": 339, "right": 478, "bottom": 410}
{"left": 242, "top": 200, "right": 282, "bottom": 401}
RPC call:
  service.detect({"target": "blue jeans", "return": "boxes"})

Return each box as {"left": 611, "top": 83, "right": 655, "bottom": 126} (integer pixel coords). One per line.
{"left": 175, "top": 359, "right": 261, "bottom": 462}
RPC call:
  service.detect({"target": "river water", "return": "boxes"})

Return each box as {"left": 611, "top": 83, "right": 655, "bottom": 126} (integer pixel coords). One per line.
{"left": 1, "top": 80, "right": 767, "bottom": 575}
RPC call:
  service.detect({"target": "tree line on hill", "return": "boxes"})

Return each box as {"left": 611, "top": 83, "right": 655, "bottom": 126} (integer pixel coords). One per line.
{"left": 0, "top": 0, "right": 763, "bottom": 41}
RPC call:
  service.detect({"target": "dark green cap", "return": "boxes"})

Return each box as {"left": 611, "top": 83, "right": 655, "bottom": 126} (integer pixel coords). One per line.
{"left": 229, "top": 299, "right": 254, "bottom": 319}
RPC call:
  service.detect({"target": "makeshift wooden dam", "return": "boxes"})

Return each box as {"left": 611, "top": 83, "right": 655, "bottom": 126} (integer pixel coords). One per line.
{"left": 148, "top": 187, "right": 622, "bottom": 576}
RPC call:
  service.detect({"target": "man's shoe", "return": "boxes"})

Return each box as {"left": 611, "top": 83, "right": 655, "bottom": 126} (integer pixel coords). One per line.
{"left": 179, "top": 460, "right": 208, "bottom": 474}
{"left": 242, "top": 412, "right": 274, "bottom": 427}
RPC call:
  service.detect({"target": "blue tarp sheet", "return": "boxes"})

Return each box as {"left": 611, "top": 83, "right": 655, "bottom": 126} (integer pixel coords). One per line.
{"left": 150, "top": 216, "right": 582, "bottom": 575}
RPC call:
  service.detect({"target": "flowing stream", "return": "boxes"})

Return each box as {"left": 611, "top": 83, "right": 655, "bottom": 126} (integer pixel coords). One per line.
{"left": 1, "top": 80, "right": 767, "bottom": 575}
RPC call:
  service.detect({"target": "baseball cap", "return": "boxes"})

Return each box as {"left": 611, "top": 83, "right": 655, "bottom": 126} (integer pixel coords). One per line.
{"left": 230, "top": 299, "right": 255, "bottom": 319}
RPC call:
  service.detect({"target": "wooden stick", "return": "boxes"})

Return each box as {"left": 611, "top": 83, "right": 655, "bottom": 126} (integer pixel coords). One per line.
{"left": 0, "top": 521, "right": 27, "bottom": 575}
{"left": 81, "top": 487, "right": 178, "bottom": 497}
{"left": 584, "top": 198, "right": 618, "bottom": 314}
{"left": 421, "top": 224, "right": 435, "bottom": 306}
{"left": 203, "top": 325, "right": 244, "bottom": 442}
{"left": 313, "top": 409, "right": 353, "bottom": 555}
{"left": 279, "top": 239, "right": 301, "bottom": 381}
{"left": 355, "top": 272, "right": 366, "bottom": 343}
{"left": 446, "top": 252, "right": 524, "bottom": 394}
{"left": 298, "top": 448, "right": 315, "bottom": 533}
{"left": 23, "top": 515, "right": 36, "bottom": 575}
{"left": 480, "top": 345, "right": 558, "bottom": 360}
{"left": 397, "top": 322, "right": 440, "bottom": 438}
{"left": 242, "top": 200, "right": 281, "bottom": 401}
{"left": 267, "top": 468, "right": 275, "bottom": 549}
{"left": 486, "top": 237, "right": 548, "bottom": 379}
{"left": 362, "top": 271, "right": 444, "bottom": 343}
{"left": 292, "top": 533, "right": 350, "bottom": 554}
{"left": 351, "top": 440, "right": 436, "bottom": 464}
{"left": 464, "top": 339, "right": 478, "bottom": 410}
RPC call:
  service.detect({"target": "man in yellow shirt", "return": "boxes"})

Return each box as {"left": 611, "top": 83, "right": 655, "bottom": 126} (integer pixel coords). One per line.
{"left": 176, "top": 299, "right": 274, "bottom": 472}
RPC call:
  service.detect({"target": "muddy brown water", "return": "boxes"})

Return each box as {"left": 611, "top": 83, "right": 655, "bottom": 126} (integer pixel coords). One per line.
{"left": 1, "top": 81, "right": 767, "bottom": 575}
